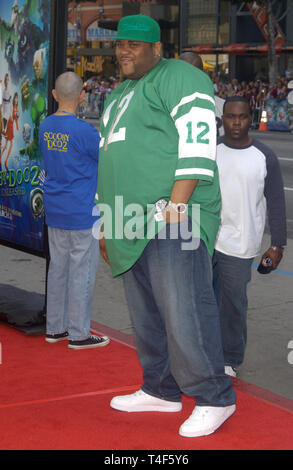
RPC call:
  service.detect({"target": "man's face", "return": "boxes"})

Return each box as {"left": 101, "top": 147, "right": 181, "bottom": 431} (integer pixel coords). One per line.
{"left": 222, "top": 101, "right": 251, "bottom": 144}
{"left": 115, "top": 40, "right": 160, "bottom": 79}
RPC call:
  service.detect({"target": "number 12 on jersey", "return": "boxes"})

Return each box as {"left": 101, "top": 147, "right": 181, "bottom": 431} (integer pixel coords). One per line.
{"left": 186, "top": 121, "right": 210, "bottom": 145}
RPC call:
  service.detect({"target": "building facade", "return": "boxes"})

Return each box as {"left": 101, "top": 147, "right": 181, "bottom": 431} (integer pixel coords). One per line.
{"left": 180, "top": 0, "right": 293, "bottom": 82}
{"left": 67, "top": 0, "right": 293, "bottom": 83}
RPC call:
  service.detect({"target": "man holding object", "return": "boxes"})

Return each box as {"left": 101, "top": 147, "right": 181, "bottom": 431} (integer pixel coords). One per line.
{"left": 213, "top": 96, "right": 287, "bottom": 377}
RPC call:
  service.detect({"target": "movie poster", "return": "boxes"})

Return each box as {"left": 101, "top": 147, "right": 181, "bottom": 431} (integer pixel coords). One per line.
{"left": 0, "top": 0, "right": 51, "bottom": 253}
{"left": 266, "top": 98, "right": 291, "bottom": 132}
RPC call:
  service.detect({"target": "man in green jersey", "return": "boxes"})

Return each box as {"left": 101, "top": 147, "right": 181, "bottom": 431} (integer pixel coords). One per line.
{"left": 97, "top": 15, "right": 236, "bottom": 438}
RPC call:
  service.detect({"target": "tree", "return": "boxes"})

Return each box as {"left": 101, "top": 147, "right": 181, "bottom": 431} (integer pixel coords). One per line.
{"left": 231, "top": 0, "right": 293, "bottom": 85}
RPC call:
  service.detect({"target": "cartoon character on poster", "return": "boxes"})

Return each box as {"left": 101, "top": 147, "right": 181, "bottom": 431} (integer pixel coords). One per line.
{"left": 266, "top": 98, "right": 290, "bottom": 131}
{"left": 276, "top": 100, "right": 290, "bottom": 131}
{"left": 0, "top": 0, "right": 51, "bottom": 251}
{"left": 265, "top": 98, "right": 277, "bottom": 128}
{"left": 1, "top": 90, "right": 20, "bottom": 171}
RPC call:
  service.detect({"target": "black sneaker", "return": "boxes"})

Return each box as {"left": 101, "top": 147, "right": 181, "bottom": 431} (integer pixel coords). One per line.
{"left": 45, "top": 332, "right": 69, "bottom": 343}
{"left": 68, "top": 335, "right": 110, "bottom": 350}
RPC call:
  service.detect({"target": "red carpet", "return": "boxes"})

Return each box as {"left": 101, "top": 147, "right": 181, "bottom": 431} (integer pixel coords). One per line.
{"left": 1, "top": 322, "right": 293, "bottom": 450}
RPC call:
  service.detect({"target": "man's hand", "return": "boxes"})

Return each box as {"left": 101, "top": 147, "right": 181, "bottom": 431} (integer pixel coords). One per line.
{"left": 163, "top": 205, "right": 188, "bottom": 224}
{"left": 261, "top": 246, "right": 283, "bottom": 270}
{"left": 99, "top": 233, "right": 110, "bottom": 265}
{"left": 163, "top": 179, "right": 198, "bottom": 223}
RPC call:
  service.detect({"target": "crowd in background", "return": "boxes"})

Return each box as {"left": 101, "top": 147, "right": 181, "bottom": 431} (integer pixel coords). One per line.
{"left": 77, "top": 68, "right": 293, "bottom": 119}
{"left": 78, "top": 74, "right": 120, "bottom": 116}
{"left": 209, "top": 71, "right": 293, "bottom": 111}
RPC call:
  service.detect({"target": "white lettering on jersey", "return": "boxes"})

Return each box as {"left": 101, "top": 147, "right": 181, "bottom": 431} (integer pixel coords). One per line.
{"left": 102, "top": 90, "right": 134, "bottom": 149}
{"left": 103, "top": 99, "right": 117, "bottom": 127}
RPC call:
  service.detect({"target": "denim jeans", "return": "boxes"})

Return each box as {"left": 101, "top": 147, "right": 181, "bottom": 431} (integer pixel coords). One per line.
{"left": 123, "top": 222, "right": 236, "bottom": 407}
{"left": 212, "top": 250, "right": 254, "bottom": 368}
{"left": 46, "top": 227, "right": 99, "bottom": 341}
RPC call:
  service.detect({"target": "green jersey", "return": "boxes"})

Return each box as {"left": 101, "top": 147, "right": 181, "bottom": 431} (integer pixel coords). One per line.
{"left": 98, "top": 58, "right": 221, "bottom": 277}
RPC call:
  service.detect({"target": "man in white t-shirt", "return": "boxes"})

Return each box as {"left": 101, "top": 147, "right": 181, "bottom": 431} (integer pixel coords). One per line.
{"left": 213, "top": 96, "right": 287, "bottom": 377}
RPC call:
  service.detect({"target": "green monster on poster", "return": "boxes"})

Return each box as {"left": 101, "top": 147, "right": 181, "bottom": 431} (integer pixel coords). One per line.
{"left": 0, "top": 0, "right": 51, "bottom": 252}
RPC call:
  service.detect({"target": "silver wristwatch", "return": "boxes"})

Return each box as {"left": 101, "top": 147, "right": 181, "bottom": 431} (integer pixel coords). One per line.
{"left": 154, "top": 199, "right": 168, "bottom": 221}
{"left": 167, "top": 201, "right": 188, "bottom": 214}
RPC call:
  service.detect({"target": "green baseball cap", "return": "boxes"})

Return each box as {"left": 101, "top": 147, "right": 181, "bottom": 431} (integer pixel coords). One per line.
{"left": 115, "top": 14, "right": 161, "bottom": 44}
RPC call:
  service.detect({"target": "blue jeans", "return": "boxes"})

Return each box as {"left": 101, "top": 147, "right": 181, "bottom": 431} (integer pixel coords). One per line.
{"left": 213, "top": 250, "right": 254, "bottom": 368}
{"left": 46, "top": 227, "right": 99, "bottom": 341}
{"left": 123, "top": 222, "right": 236, "bottom": 407}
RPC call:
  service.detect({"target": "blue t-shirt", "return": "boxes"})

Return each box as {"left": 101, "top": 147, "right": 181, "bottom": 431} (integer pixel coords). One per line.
{"left": 39, "top": 114, "right": 100, "bottom": 230}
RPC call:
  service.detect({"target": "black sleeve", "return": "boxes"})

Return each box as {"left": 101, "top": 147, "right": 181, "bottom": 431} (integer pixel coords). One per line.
{"left": 254, "top": 140, "right": 287, "bottom": 247}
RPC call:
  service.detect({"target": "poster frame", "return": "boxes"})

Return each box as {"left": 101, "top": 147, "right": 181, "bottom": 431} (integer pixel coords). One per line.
{"left": 0, "top": 0, "right": 68, "bottom": 259}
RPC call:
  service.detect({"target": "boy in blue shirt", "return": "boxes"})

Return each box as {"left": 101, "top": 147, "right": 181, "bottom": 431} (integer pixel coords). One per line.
{"left": 39, "top": 71, "right": 109, "bottom": 349}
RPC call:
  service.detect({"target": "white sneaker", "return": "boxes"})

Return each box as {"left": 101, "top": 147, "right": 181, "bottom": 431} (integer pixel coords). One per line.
{"left": 179, "top": 404, "right": 236, "bottom": 438}
{"left": 110, "top": 389, "right": 182, "bottom": 412}
{"left": 225, "top": 366, "right": 237, "bottom": 377}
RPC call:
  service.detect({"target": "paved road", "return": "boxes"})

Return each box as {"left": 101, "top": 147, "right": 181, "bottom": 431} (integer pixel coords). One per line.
{"left": 0, "top": 128, "right": 293, "bottom": 402}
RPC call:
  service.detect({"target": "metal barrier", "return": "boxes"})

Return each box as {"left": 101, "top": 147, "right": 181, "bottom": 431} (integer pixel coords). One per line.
{"left": 251, "top": 107, "right": 262, "bottom": 129}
